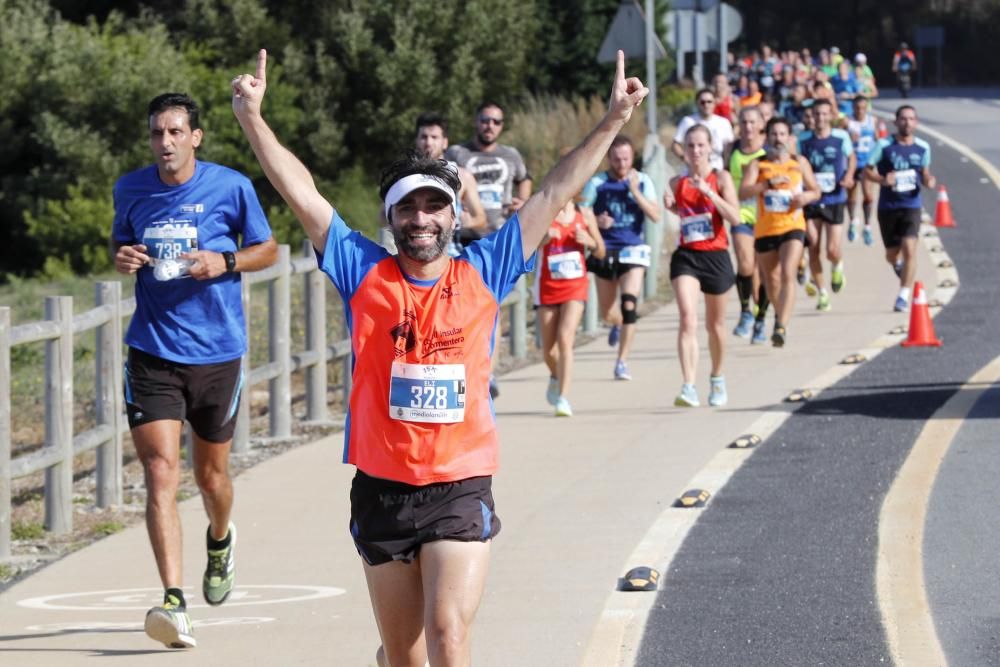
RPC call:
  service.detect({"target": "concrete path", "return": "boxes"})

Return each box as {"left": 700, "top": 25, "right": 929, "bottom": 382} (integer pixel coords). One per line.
{"left": 0, "top": 207, "right": 932, "bottom": 666}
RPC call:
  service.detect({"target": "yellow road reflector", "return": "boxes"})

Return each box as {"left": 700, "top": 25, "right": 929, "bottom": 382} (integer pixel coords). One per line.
{"left": 840, "top": 353, "right": 867, "bottom": 365}
{"left": 784, "top": 388, "right": 814, "bottom": 403}
{"left": 620, "top": 566, "right": 660, "bottom": 592}
{"left": 889, "top": 325, "right": 908, "bottom": 335}
{"left": 929, "top": 245, "right": 944, "bottom": 253}
{"left": 728, "top": 433, "right": 762, "bottom": 449}
{"left": 673, "top": 489, "right": 711, "bottom": 508}
{"left": 937, "top": 259, "right": 954, "bottom": 268}
{"left": 939, "top": 278, "right": 958, "bottom": 288}
{"left": 929, "top": 299, "right": 944, "bottom": 308}
{"left": 922, "top": 229, "right": 939, "bottom": 237}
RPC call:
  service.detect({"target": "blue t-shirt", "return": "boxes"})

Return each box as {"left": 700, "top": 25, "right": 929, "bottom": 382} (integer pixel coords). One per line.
{"left": 799, "top": 129, "right": 854, "bottom": 205}
{"left": 831, "top": 74, "right": 861, "bottom": 114}
{"left": 869, "top": 136, "right": 932, "bottom": 210}
{"left": 112, "top": 161, "right": 272, "bottom": 364}
{"left": 848, "top": 116, "right": 878, "bottom": 168}
{"left": 579, "top": 171, "right": 657, "bottom": 250}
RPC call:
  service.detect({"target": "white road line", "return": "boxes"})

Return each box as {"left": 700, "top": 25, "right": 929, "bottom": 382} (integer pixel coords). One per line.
{"left": 582, "top": 110, "right": 976, "bottom": 666}
{"left": 877, "top": 355, "right": 1000, "bottom": 666}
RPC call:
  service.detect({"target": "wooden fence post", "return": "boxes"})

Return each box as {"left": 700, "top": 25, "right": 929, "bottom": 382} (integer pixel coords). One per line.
{"left": 233, "top": 279, "right": 251, "bottom": 454}
{"left": 269, "top": 245, "right": 292, "bottom": 438}
{"left": 0, "top": 307, "right": 11, "bottom": 558}
{"left": 95, "top": 282, "right": 122, "bottom": 507}
{"left": 44, "top": 296, "right": 74, "bottom": 535}
{"left": 303, "top": 241, "right": 328, "bottom": 422}
{"left": 510, "top": 277, "right": 527, "bottom": 359}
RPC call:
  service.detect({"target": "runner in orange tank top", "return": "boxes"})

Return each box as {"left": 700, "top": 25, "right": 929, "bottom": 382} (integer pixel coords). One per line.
{"left": 739, "top": 117, "right": 820, "bottom": 347}
{"left": 664, "top": 124, "right": 741, "bottom": 407}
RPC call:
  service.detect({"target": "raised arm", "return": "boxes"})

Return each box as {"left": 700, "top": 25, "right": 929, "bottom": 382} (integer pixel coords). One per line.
{"left": 232, "top": 49, "right": 334, "bottom": 251}
{"left": 517, "top": 50, "right": 649, "bottom": 262}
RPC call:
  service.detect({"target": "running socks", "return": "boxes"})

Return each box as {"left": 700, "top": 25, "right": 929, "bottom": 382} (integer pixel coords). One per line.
{"left": 755, "top": 283, "right": 769, "bottom": 320}
{"left": 736, "top": 274, "right": 754, "bottom": 312}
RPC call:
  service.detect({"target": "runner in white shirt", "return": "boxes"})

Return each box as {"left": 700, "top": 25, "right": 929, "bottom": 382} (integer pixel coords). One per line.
{"left": 673, "top": 89, "right": 736, "bottom": 171}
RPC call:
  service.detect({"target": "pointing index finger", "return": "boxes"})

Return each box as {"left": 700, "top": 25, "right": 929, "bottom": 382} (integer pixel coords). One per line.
{"left": 256, "top": 49, "right": 267, "bottom": 81}
{"left": 616, "top": 49, "right": 625, "bottom": 83}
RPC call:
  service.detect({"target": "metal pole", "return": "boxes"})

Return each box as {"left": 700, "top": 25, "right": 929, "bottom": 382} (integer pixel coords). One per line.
{"left": 718, "top": 4, "right": 726, "bottom": 75}
{"left": 676, "top": 11, "right": 686, "bottom": 81}
{"left": 44, "top": 296, "right": 74, "bottom": 535}
{"left": 694, "top": 4, "right": 704, "bottom": 87}
{"left": 645, "top": 0, "right": 657, "bottom": 134}
{"left": 583, "top": 275, "right": 598, "bottom": 334}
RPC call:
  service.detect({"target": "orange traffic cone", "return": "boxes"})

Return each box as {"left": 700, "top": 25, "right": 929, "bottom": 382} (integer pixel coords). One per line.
{"left": 901, "top": 282, "right": 942, "bottom": 347}
{"left": 934, "top": 185, "right": 956, "bottom": 228}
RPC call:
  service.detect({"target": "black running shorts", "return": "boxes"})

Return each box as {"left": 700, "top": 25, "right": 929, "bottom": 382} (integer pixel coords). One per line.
{"left": 804, "top": 202, "right": 846, "bottom": 225}
{"left": 669, "top": 248, "right": 735, "bottom": 295}
{"left": 349, "top": 471, "right": 501, "bottom": 566}
{"left": 755, "top": 229, "right": 807, "bottom": 253}
{"left": 124, "top": 347, "right": 243, "bottom": 443}
{"left": 878, "top": 207, "right": 922, "bottom": 248}
{"left": 586, "top": 249, "right": 644, "bottom": 281}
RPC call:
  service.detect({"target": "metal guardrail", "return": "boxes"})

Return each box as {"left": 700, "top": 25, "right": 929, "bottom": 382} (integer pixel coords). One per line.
{"left": 0, "top": 239, "right": 642, "bottom": 559}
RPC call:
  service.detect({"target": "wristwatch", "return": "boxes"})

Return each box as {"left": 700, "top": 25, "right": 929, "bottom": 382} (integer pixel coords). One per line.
{"left": 222, "top": 251, "right": 237, "bottom": 273}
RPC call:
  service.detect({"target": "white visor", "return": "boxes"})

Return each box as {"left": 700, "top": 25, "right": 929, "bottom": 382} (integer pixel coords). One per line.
{"left": 383, "top": 173, "right": 458, "bottom": 218}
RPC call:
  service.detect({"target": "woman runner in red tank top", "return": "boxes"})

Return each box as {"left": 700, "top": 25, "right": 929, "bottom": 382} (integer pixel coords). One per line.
{"left": 535, "top": 198, "right": 604, "bottom": 416}
{"left": 663, "top": 124, "right": 741, "bottom": 408}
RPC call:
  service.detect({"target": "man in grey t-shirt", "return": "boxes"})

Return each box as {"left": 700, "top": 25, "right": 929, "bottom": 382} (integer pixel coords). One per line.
{"left": 446, "top": 102, "right": 532, "bottom": 240}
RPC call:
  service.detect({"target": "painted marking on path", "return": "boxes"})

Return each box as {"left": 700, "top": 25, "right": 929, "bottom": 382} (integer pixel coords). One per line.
{"left": 877, "top": 355, "right": 1000, "bottom": 667}
{"left": 17, "top": 585, "right": 344, "bottom": 611}
{"left": 25, "top": 617, "right": 276, "bottom": 632}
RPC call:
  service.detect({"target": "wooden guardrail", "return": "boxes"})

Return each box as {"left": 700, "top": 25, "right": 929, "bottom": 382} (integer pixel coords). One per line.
{"left": 0, "top": 240, "right": 624, "bottom": 559}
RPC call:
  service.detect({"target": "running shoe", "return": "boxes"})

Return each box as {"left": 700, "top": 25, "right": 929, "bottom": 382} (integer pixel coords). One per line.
{"left": 805, "top": 279, "right": 818, "bottom": 297}
{"left": 751, "top": 320, "right": 768, "bottom": 345}
{"left": 733, "top": 311, "right": 755, "bottom": 338}
{"left": 863, "top": 226, "right": 874, "bottom": 246}
{"left": 893, "top": 260, "right": 904, "bottom": 278}
{"left": 554, "top": 396, "right": 573, "bottom": 417}
{"left": 674, "top": 383, "right": 700, "bottom": 407}
{"left": 614, "top": 360, "right": 631, "bottom": 381}
{"left": 831, "top": 265, "right": 845, "bottom": 293}
{"left": 772, "top": 325, "right": 787, "bottom": 348}
{"left": 894, "top": 296, "right": 909, "bottom": 312}
{"left": 489, "top": 375, "right": 500, "bottom": 399}
{"left": 708, "top": 375, "right": 728, "bottom": 407}
{"left": 145, "top": 592, "right": 196, "bottom": 649}
{"left": 847, "top": 221, "right": 858, "bottom": 242}
{"left": 816, "top": 292, "right": 831, "bottom": 312}
{"left": 796, "top": 259, "right": 808, "bottom": 285}
{"left": 203, "top": 522, "right": 236, "bottom": 606}
{"left": 546, "top": 377, "right": 559, "bottom": 406}
{"left": 607, "top": 324, "right": 620, "bottom": 347}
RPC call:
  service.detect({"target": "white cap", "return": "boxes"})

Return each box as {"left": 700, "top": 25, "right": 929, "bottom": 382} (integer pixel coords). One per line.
{"left": 383, "top": 173, "right": 458, "bottom": 218}
{"left": 831, "top": 46, "right": 840, "bottom": 54}
{"left": 855, "top": 52, "right": 867, "bottom": 64}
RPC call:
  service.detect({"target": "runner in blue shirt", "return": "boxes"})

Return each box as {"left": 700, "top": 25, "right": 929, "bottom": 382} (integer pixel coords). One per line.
{"left": 799, "top": 99, "right": 856, "bottom": 311}
{"left": 865, "top": 104, "right": 936, "bottom": 312}
{"left": 847, "top": 95, "right": 879, "bottom": 245}
{"left": 112, "top": 92, "right": 277, "bottom": 649}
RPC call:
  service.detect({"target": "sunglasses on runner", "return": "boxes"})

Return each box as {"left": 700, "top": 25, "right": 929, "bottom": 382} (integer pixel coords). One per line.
{"left": 478, "top": 116, "right": 504, "bottom": 126}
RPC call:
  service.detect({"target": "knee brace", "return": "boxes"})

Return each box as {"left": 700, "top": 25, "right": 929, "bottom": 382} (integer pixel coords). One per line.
{"left": 620, "top": 293, "right": 639, "bottom": 325}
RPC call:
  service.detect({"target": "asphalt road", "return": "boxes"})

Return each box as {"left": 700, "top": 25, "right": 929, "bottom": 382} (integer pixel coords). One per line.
{"left": 638, "top": 93, "right": 1000, "bottom": 666}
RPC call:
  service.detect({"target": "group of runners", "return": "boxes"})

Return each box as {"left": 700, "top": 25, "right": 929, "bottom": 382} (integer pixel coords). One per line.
{"left": 109, "top": 39, "right": 934, "bottom": 665}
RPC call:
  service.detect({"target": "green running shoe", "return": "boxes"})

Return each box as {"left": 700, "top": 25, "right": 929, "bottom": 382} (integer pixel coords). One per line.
{"left": 145, "top": 592, "right": 196, "bottom": 649}
{"left": 831, "top": 265, "right": 845, "bottom": 293}
{"left": 203, "top": 522, "right": 236, "bottom": 606}
{"left": 816, "top": 292, "right": 831, "bottom": 312}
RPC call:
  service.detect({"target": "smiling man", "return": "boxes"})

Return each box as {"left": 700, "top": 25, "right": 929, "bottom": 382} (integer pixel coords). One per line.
{"left": 111, "top": 92, "right": 278, "bottom": 649}
{"left": 232, "top": 48, "right": 648, "bottom": 667}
